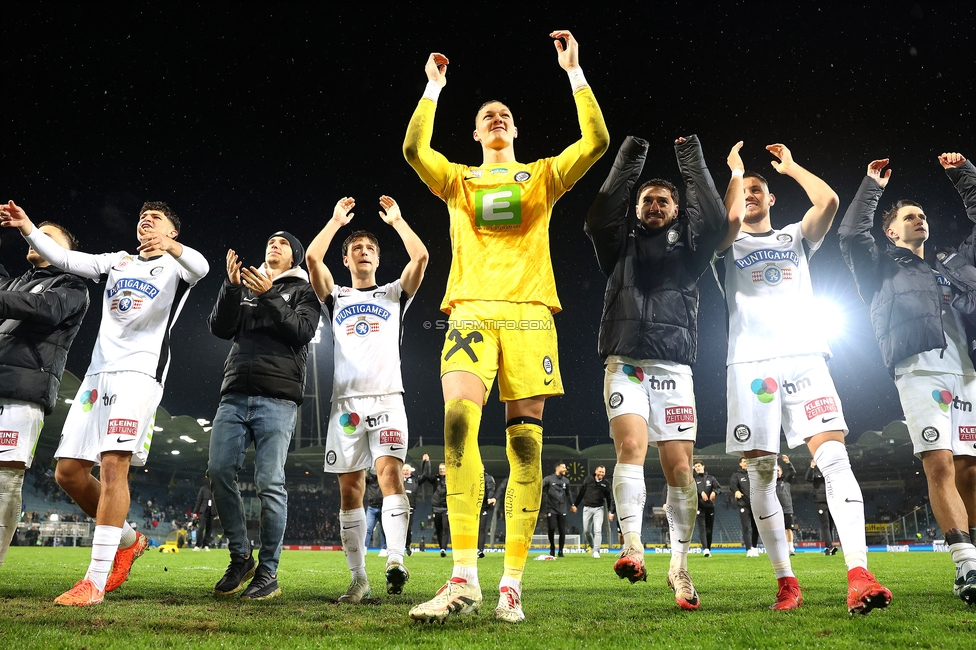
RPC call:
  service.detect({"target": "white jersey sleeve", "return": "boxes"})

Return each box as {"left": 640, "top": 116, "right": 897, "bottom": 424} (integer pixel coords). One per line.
{"left": 723, "top": 222, "right": 832, "bottom": 364}
{"left": 328, "top": 280, "right": 412, "bottom": 400}
{"left": 24, "top": 227, "right": 116, "bottom": 279}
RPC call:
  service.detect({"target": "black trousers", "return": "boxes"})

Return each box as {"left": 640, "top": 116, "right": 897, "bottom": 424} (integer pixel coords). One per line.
{"left": 817, "top": 504, "right": 837, "bottom": 547}
{"left": 547, "top": 512, "right": 567, "bottom": 553}
{"left": 697, "top": 507, "right": 715, "bottom": 550}
{"left": 405, "top": 507, "right": 414, "bottom": 548}
{"left": 199, "top": 512, "right": 214, "bottom": 547}
{"left": 433, "top": 508, "right": 450, "bottom": 550}
{"left": 739, "top": 506, "right": 759, "bottom": 548}
{"left": 478, "top": 507, "right": 494, "bottom": 551}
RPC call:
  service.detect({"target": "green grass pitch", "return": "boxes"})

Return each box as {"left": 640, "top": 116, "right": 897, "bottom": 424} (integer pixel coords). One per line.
{"left": 1, "top": 548, "right": 974, "bottom": 649}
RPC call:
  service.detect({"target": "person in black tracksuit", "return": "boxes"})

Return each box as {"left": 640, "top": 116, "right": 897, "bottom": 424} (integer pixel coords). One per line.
{"left": 807, "top": 460, "right": 837, "bottom": 555}
{"left": 776, "top": 456, "right": 797, "bottom": 555}
{"left": 193, "top": 476, "right": 216, "bottom": 548}
{"left": 0, "top": 224, "right": 89, "bottom": 566}
{"left": 477, "top": 470, "right": 496, "bottom": 557}
{"left": 542, "top": 463, "right": 575, "bottom": 557}
{"left": 402, "top": 462, "right": 420, "bottom": 555}
{"left": 419, "top": 455, "right": 450, "bottom": 556}
{"left": 692, "top": 462, "right": 720, "bottom": 556}
{"left": 730, "top": 457, "right": 759, "bottom": 553}
{"left": 364, "top": 470, "right": 385, "bottom": 550}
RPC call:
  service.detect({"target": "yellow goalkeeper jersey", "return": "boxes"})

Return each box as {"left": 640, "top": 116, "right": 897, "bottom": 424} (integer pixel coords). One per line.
{"left": 404, "top": 87, "right": 608, "bottom": 314}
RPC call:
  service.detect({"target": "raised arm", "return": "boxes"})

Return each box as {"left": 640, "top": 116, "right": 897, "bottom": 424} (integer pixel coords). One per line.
{"left": 550, "top": 30, "right": 611, "bottom": 188}
{"left": 766, "top": 144, "right": 840, "bottom": 243}
{"left": 402, "top": 53, "right": 454, "bottom": 196}
{"left": 208, "top": 252, "right": 244, "bottom": 340}
{"left": 2, "top": 201, "right": 110, "bottom": 279}
{"left": 379, "top": 196, "right": 429, "bottom": 298}
{"left": 675, "top": 135, "right": 731, "bottom": 268}
{"left": 305, "top": 197, "right": 355, "bottom": 302}
{"left": 584, "top": 136, "right": 648, "bottom": 275}
{"left": 837, "top": 159, "right": 889, "bottom": 300}
{"left": 941, "top": 154, "right": 976, "bottom": 223}
{"left": 717, "top": 142, "right": 745, "bottom": 252}
{"left": 0, "top": 275, "right": 89, "bottom": 326}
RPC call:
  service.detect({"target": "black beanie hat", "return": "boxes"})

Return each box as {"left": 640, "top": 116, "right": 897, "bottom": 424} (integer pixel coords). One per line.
{"left": 268, "top": 231, "right": 304, "bottom": 268}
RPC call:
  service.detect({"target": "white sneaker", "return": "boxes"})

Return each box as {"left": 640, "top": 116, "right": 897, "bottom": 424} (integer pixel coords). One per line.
{"left": 494, "top": 586, "right": 525, "bottom": 623}
{"left": 592, "top": 550, "right": 600, "bottom": 559}
{"left": 702, "top": 549, "right": 711, "bottom": 557}
{"left": 746, "top": 547, "right": 760, "bottom": 557}
{"left": 409, "top": 579, "right": 482, "bottom": 623}
{"left": 378, "top": 549, "right": 389, "bottom": 557}
{"left": 337, "top": 576, "right": 371, "bottom": 604}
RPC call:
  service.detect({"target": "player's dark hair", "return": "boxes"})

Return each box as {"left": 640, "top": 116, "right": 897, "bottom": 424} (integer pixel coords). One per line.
{"left": 555, "top": 461, "right": 565, "bottom": 471}
{"left": 637, "top": 179, "right": 679, "bottom": 204}
{"left": 743, "top": 171, "right": 769, "bottom": 189}
{"left": 37, "top": 221, "right": 79, "bottom": 250}
{"left": 881, "top": 199, "right": 924, "bottom": 239}
{"left": 140, "top": 201, "right": 181, "bottom": 234}
{"left": 341, "top": 230, "right": 380, "bottom": 257}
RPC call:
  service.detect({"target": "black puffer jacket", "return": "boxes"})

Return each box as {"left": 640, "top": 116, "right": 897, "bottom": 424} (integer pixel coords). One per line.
{"left": 584, "top": 135, "right": 728, "bottom": 363}
{"left": 839, "top": 161, "right": 976, "bottom": 375}
{"left": 208, "top": 268, "right": 321, "bottom": 404}
{"left": 0, "top": 265, "right": 89, "bottom": 413}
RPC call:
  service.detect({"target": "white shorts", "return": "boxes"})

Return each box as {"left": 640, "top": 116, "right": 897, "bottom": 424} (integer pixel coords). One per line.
{"left": 55, "top": 371, "right": 164, "bottom": 467}
{"left": 727, "top": 355, "right": 848, "bottom": 456}
{"left": 0, "top": 398, "right": 44, "bottom": 468}
{"left": 894, "top": 370, "right": 976, "bottom": 458}
{"left": 325, "top": 393, "right": 408, "bottom": 473}
{"left": 604, "top": 357, "right": 697, "bottom": 447}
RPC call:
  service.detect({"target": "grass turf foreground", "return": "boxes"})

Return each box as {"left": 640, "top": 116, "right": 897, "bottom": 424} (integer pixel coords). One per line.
{"left": 1, "top": 548, "right": 973, "bottom": 649}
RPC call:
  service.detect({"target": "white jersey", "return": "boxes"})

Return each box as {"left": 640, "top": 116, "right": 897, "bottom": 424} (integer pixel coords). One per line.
{"left": 24, "top": 228, "right": 209, "bottom": 384}
{"left": 722, "top": 222, "right": 831, "bottom": 364}
{"left": 896, "top": 269, "right": 976, "bottom": 377}
{"left": 327, "top": 280, "right": 413, "bottom": 400}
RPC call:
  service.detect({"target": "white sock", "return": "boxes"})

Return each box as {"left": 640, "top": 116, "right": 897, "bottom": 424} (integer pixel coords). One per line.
{"left": 814, "top": 440, "right": 868, "bottom": 570}
{"left": 452, "top": 565, "right": 479, "bottom": 586}
{"left": 382, "top": 493, "right": 409, "bottom": 565}
{"left": 747, "top": 457, "right": 793, "bottom": 579}
{"left": 666, "top": 482, "right": 698, "bottom": 570}
{"left": 945, "top": 530, "right": 976, "bottom": 576}
{"left": 499, "top": 575, "right": 521, "bottom": 594}
{"left": 119, "top": 521, "right": 137, "bottom": 549}
{"left": 0, "top": 468, "right": 25, "bottom": 567}
{"left": 613, "top": 463, "right": 646, "bottom": 549}
{"left": 339, "top": 509, "right": 367, "bottom": 580}
{"left": 87, "top": 525, "right": 123, "bottom": 591}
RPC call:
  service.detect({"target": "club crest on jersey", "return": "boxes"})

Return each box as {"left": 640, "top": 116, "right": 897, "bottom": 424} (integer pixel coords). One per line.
{"left": 347, "top": 316, "right": 380, "bottom": 337}
{"left": 326, "top": 450, "right": 337, "bottom": 465}
{"left": 30, "top": 284, "right": 45, "bottom": 294}
{"left": 280, "top": 293, "right": 291, "bottom": 302}
{"left": 514, "top": 171, "right": 531, "bottom": 182}
{"left": 776, "top": 234, "right": 793, "bottom": 243}
{"left": 666, "top": 228, "right": 681, "bottom": 245}
{"left": 150, "top": 266, "right": 164, "bottom": 276}
{"left": 543, "top": 356, "right": 553, "bottom": 375}
{"left": 733, "top": 424, "right": 751, "bottom": 442}
{"left": 0, "top": 430, "right": 19, "bottom": 448}
{"left": 608, "top": 392, "right": 623, "bottom": 409}
{"left": 921, "top": 426, "right": 940, "bottom": 442}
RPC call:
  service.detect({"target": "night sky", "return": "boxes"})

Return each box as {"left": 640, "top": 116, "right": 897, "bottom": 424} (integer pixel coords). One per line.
{"left": 3, "top": 3, "right": 974, "bottom": 454}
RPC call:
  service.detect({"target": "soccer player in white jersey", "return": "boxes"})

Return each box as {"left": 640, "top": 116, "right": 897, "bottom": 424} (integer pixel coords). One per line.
{"left": 715, "top": 144, "right": 891, "bottom": 614}
{"left": 305, "top": 195, "right": 428, "bottom": 603}
{"left": 0, "top": 200, "right": 209, "bottom": 606}
{"left": 839, "top": 153, "right": 976, "bottom": 605}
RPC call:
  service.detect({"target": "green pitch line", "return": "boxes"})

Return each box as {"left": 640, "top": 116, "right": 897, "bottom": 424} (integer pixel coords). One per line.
{"left": 0, "top": 548, "right": 973, "bottom": 649}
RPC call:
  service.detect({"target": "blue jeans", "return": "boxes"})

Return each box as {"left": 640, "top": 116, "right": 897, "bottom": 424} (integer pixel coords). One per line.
{"left": 208, "top": 393, "right": 296, "bottom": 574}
{"left": 365, "top": 505, "right": 386, "bottom": 549}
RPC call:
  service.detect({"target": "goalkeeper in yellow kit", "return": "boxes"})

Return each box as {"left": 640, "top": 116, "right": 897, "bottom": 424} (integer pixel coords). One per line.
{"left": 403, "top": 29, "right": 609, "bottom": 623}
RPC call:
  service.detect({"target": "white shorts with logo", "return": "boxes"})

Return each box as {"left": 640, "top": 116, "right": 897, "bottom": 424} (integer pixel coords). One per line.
{"left": 325, "top": 393, "right": 409, "bottom": 473}
{"left": 55, "top": 371, "right": 164, "bottom": 467}
{"left": 727, "top": 355, "right": 848, "bottom": 456}
{"left": 894, "top": 370, "right": 976, "bottom": 457}
{"left": 0, "top": 398, "right": 44, "bottom": 468}
{"left": 604, "top": 357, "right": 696, "bottom": 447}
